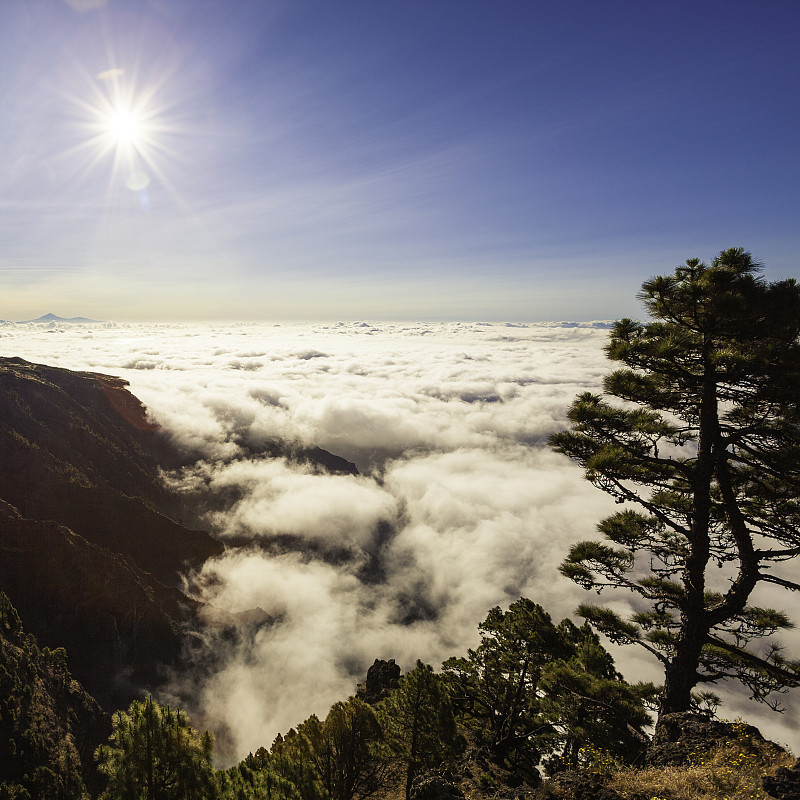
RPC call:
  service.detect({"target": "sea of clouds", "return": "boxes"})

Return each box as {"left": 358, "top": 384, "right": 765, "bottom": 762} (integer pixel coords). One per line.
{"left": 2, "top": 320, "right": 798, "bottom": 760}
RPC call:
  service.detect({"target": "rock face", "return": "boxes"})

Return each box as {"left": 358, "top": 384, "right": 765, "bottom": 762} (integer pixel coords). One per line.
{"left": 0, "top": 356, "right": 359, "bottom": 711}
{"left": 646, "top": 711, "right": 775, "bottom": 767}
{"left": 0, "top": 358, "right": 225, "bottom": 707}
{"left": 764, "top": 759, "right": 800, "bottom": 800}
{"left": 0, "top": 591, "right": 110, "bottom": 799}
{"left": 356, "top": 658, "right": 401, "bottom": 704}
{"left": 0, "top": 357, "right": 224, "bottom": 585}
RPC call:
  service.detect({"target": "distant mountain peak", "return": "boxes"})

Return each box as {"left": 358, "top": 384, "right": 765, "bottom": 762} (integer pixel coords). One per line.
{"left": 17, "top": 312, "right": 101, "bottom": 324}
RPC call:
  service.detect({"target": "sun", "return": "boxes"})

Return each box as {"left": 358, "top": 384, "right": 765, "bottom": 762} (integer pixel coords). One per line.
{"left": 106, "top": 107, "right": 145, "bottom": 148}
{"left": 62, "top": 61, "right": 180, "bottom": 207}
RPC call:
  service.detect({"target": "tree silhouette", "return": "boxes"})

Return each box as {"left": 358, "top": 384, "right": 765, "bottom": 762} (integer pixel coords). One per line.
{"left": 443, "top": 599, "right": 652, "bottom": 777}
{"left": 538, "top": 621, "right": 654, "bottom": 772}
{"left": 550, "top": 248, "right": 800, "bottom": 718}
{"left": 442, "top": 598, "right": 572, "bottom": 776}
{"left": 301, "top": 699, "right": 384, "bottom": 800}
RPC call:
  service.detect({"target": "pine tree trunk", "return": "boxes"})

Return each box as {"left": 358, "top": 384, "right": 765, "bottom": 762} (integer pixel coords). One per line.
{"left": 405, "top": 680, "right": 421, "bottom": 800}
{"left": 660, "top": 620, "right": 706, "bottom": 714}
{"left": 660, "top": 363, "right": 717, "bottom": 716}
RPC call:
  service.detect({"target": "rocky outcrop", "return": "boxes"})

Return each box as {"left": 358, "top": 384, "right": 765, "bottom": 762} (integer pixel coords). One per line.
{"left": 645, "top": 711, "right": 774, "bottom": 767}
{"left": 764, "top": 758, "right": 800, "bottom": 800}
{"left": 0, "top": 591, "right": 110, "bottom": 798}
{"left": 357, "top": 658, "right": 401, "bottom": 704}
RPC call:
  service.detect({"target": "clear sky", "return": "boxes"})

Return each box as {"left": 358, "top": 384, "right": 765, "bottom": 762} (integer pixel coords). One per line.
{"left": 2, "top": 0, "right": 798, "bottom": 321}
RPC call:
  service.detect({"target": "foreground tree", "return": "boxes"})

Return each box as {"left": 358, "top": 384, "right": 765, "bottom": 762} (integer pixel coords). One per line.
{"left": 217, "top": 755, "right": 301, "bottom": 800}
{"left": 550, "top": 248, "right": 800, "bottom": 717}
{"left": 270, "top": 726, "right": 327, "bottom": 800}
{"left": 538, "top": 622, "right": 655, "bottom": 773}
{"left": 442, "top": 598, "right": 651, "bottom": 778}
{"left": 442, "top": 599, "right": 570, "bottom": 775}
{"left": 377, "top": 661, "right": 463, "bottom": 800}
{"left": 95, "top": 695, "right": 217, "bottom": 800}
{"left": 301, "top": 699, "right": 385, "bottom": 800}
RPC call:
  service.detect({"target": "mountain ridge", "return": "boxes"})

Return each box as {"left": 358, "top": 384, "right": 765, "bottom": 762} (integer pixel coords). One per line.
{"left": 0, "top": 356, "right": 359, "bottom": 709}
{"left": 15, "top": 312, "right": 102, "bottom": 324}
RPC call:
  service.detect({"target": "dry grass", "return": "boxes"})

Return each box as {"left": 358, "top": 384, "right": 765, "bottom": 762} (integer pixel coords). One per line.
{"left": 607, "top": 721, "right": 794, "bottom": 800}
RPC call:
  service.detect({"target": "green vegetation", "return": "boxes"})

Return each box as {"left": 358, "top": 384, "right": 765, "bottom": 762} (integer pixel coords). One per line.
{"left": 300, "top": 699, "right": 384, "bottom": 800}
{"left": 537, "top": 620, "right": 656, "bottom": 774}
{"left": 95, "top": 695, "right": 216, "bottom": 800}
{"left": 224, "top": 698, "right": 386, "bottom": 800}
{"left": 216, "top": 758, "right": 300, "bottom": 800}
{"left": 0, "top": 591, "right": 105, "bottom": 800}
{"left": 442, "top": 599, "right": 654, "bottom": 779}
{"left": 602, "top": 720, "right": 793, "bottom": 800}
{"left": 268, "top": 725, "right": 327, "bottom": 800}
{"left": 443, "top": 598, "right": 570, "bottom": 775}
{"left": 550, "top": 249, "right": 800, "bottom": 717}
{"left": 76, "top": 599, "right": 652, "bottom": 798}
{"left": 0, "top": 586, "right": 794, "bottom": 800}
{"left": 377, "top": 660, "right": 463, "bottom": 799}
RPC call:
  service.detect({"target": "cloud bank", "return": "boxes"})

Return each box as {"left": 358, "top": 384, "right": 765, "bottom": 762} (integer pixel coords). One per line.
{"left": 2, "top": 320, "right": 797, "bottom": 760}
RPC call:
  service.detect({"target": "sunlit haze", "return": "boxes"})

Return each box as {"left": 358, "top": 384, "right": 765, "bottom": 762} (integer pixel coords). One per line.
{"left": 2, "top": 0, "right": 799, "bottom": 770}
{"left": 1, "top": 0, "right": 798, "bottom": 321}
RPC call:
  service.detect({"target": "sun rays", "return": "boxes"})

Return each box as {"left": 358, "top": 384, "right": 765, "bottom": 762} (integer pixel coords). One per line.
{"left": 60, "top": 58, "right": 180, "bottom": 211}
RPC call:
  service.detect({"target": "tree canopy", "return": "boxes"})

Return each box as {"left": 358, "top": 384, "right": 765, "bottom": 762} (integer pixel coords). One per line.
{"left": 537, "top": 621, "right": 654, "bottom": 773}
{"left": 442, "top": 599, "right": 568, "bottom": 775}
{"left": 550, "top": 248, "right": 800, "bottom": 717}
{"left": 95, "top": 695, "right": 217, "bottom": 800}
{"left": 442, "top": 598, "right": 652, "bottom": 777}
{"left": 308, "top": 699, "right": 385, "bottom": 800}
{"left": 377, "top": 660, "right": 463, "bottom": 800}
{"left": 271, "top": 698, "right": 385, "bottom": 800}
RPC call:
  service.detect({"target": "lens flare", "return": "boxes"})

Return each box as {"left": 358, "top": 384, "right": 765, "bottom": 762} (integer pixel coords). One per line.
{"left": 57, "top": 30, "right": 187, "bottom": 217}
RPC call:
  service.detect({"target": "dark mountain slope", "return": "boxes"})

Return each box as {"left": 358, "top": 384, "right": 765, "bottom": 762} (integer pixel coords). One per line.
{"left": 0, "top": 499, "right": 201, "bottom": 709}
{"left": 0, "top": 357, "right": 223, "bottom": 584}
{"left": 0, "top": 357, "right": 356, "bottom": 712}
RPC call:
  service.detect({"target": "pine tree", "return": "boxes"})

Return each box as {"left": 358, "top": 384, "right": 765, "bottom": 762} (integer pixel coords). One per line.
{"left": 550, "top": 248, "right": 800, "bottom": 718}
{"left": 538, "top": 621, "right": 655, "bottom": 773}
{"left": 217, "top": 755, "right": 302, "bottom": 800}
{"left": 301, "top": 699, "right": 384, "bottom": 800}
{"left": 269, "top": 728, "right": 327, "bottom": 800}
{"left": 442, "top": 598, "right": 573, "bottom": 776}
{"left": 95, "top": 695, "right": 217, "bottom": 800}
{"left": 377, "top": 661, "right": 462, "bottom": 800}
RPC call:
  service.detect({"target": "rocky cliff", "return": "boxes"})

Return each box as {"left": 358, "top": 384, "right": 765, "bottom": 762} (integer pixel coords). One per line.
{"left": 0, "top": 356, "right": 356, "bottom": 712}
{"left": 0, "top": 357, "right": 224, "bottom": 584}
{"left": 0, "top": 357, "right": 231, "bottom": 707}
{"left": 0, "top": 498, "right": 201, "bottom": 709}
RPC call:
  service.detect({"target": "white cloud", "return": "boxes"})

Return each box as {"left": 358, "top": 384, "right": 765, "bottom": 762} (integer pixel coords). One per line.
{"left": 2, "top": 320, "right": 797, "bottom": 761}
{"left": 200, "top": 458, "right": 398, "bottom": 549}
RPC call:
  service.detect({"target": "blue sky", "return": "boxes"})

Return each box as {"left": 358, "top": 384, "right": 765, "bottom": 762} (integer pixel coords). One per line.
{"left": 1, "top": 0, "right": 798, "bottom": 320}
